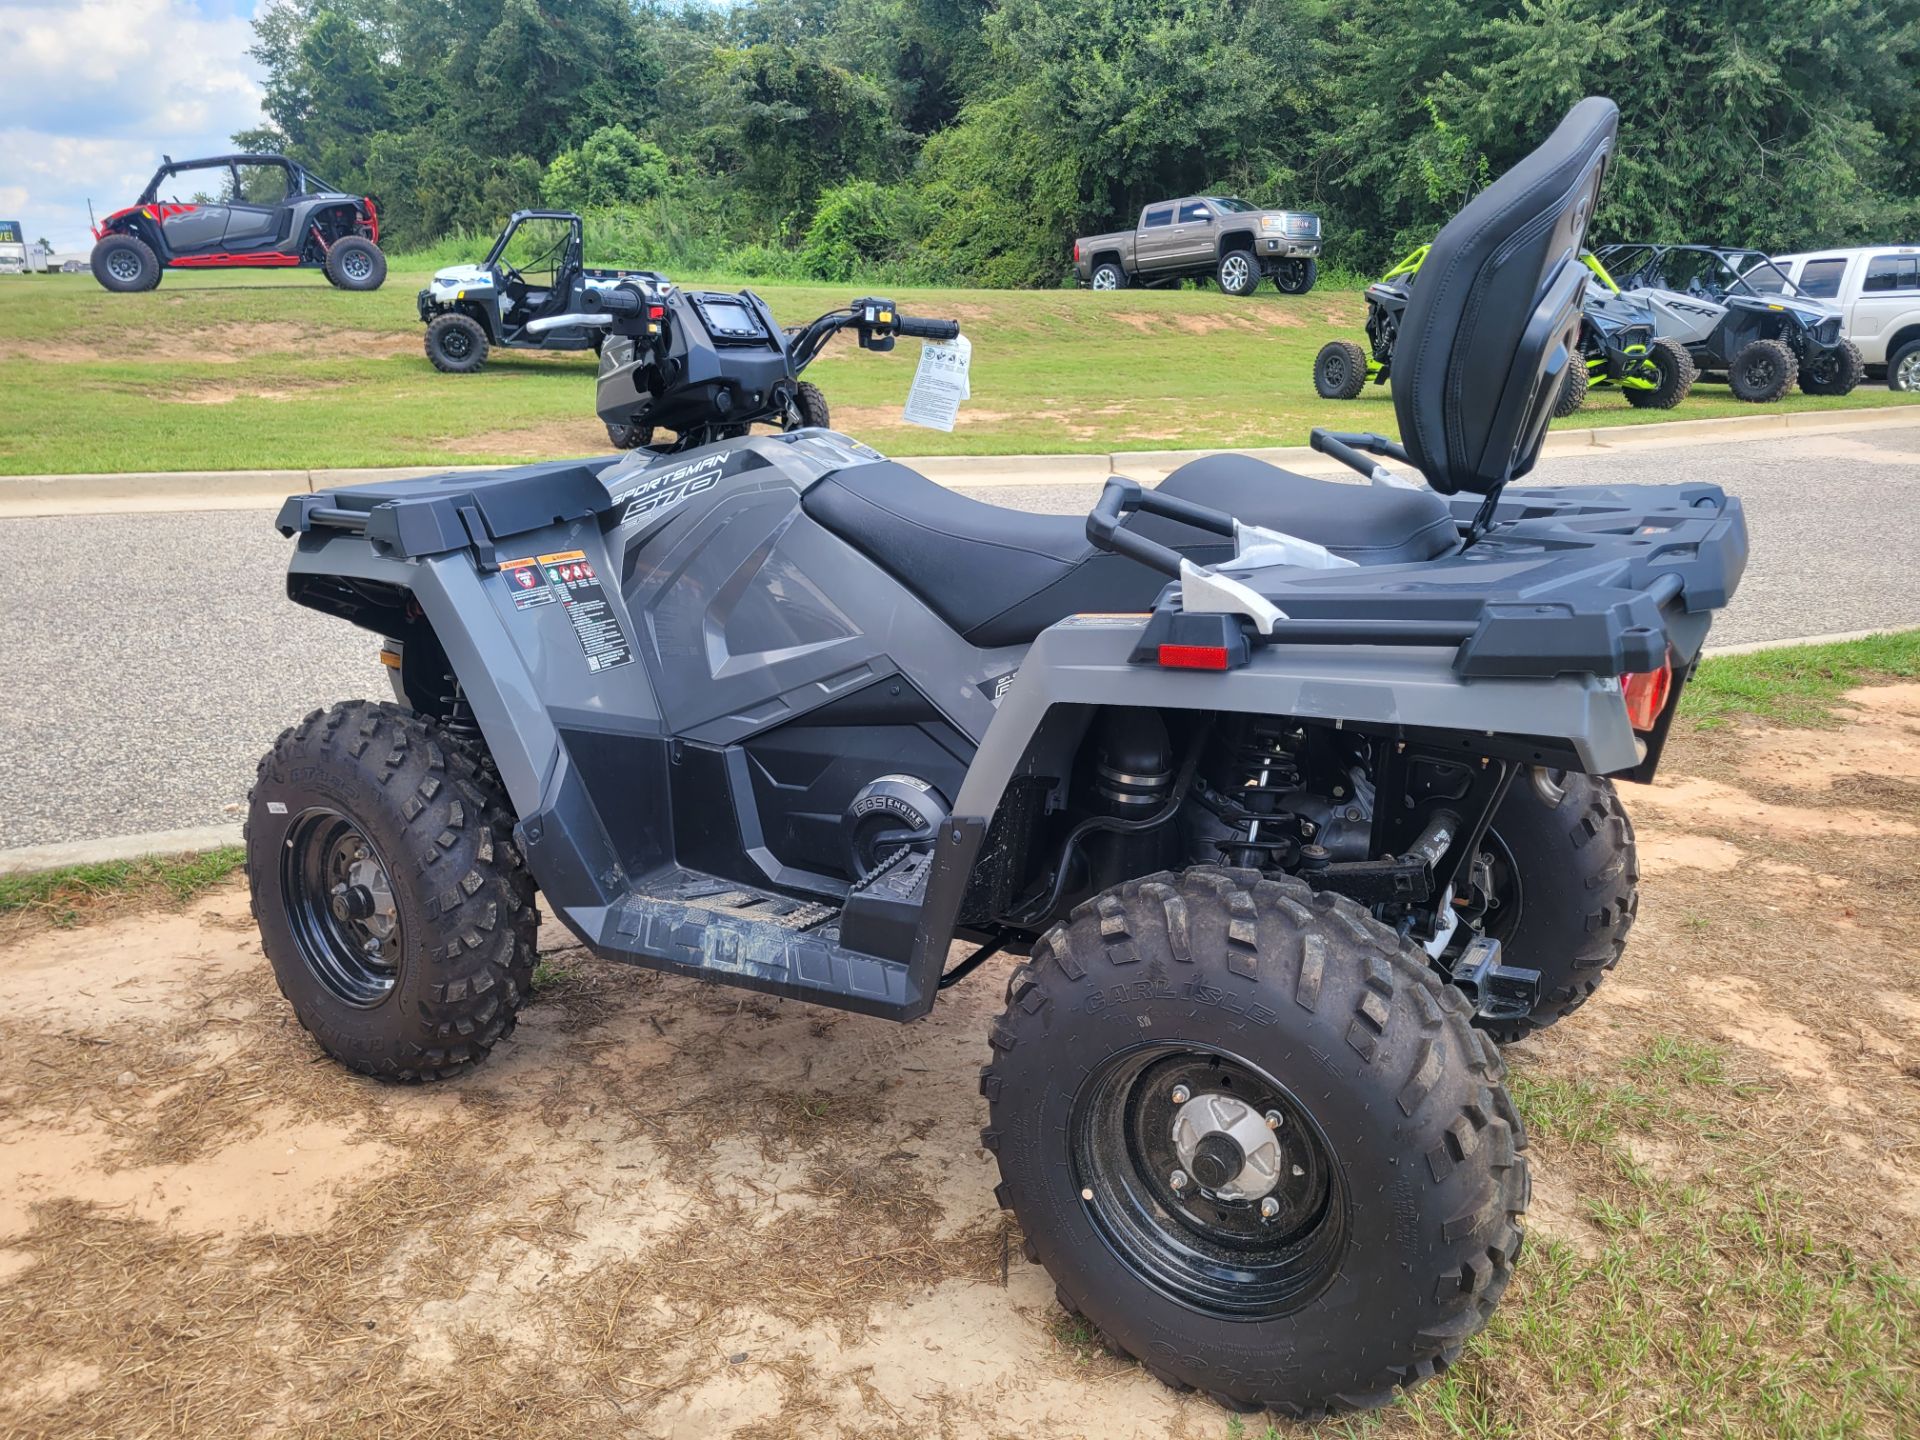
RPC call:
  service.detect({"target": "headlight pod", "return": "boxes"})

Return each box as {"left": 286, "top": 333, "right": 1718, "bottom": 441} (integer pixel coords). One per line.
{"left": 1261, "top": 216, "right": 1284, "bottom": 231}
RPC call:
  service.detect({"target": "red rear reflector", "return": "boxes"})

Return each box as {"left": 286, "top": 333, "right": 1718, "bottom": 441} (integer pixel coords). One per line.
{"left": 1158, "top": 644, "right": 1229, "bottom": 671}
{"left": 1620, "top": 659, "right": 1673, "bottom": 730}
{"left": 648, "top": 304, "right": 665, "bottom": 319}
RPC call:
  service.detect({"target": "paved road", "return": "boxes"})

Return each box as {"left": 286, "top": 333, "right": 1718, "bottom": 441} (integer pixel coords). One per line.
{"left": 5, "top": 425, "right": 1920, "bottom": 850}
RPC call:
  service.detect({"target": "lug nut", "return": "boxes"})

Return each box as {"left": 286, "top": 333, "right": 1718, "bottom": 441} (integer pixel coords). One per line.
{"left": 1169, "top": 1169, "right": 1189, "bottom": 1192}
{"left": 1171, "top": 1084, "right": 1191, "bottom": 1105}
{"left": 1265, "top": 1110, "right": 1284, "bottom": 1130}
{"left": 1260, "top": 1197, "right": 1280, "bottom": 1219}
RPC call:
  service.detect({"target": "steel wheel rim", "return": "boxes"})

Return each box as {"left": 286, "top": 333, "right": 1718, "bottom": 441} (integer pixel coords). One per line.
{"left": 441, "top": 326, "right": 473, "bottom": 359}
{"left": 342, "top": 249, "right": 373, "bottom": 281}
{"left": 107, "top": 249, "right": 142, "bottom": 282}
{"left": 1898, "top": 352, "right": 1920, "bottom": 391}
{"left": 281, "top": 809, "right": 404, "bottom": 1008}
{"left": 1222, "top": 255, "right": 1251, "bottom": 290}
{"left": 1322, "top": 351, "right": 1348, "bottom": 389}
{"left": 1743, "top": 351, "right": 1779, "bottom": 391}
{"left": 1071, "top": 1044, "right": 1349, "bottom": 1320}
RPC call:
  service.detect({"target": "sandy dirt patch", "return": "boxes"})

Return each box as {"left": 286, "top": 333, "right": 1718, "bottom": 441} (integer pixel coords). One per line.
{"left": 3, "top": 686, "right": 1919, "bottom": 1436}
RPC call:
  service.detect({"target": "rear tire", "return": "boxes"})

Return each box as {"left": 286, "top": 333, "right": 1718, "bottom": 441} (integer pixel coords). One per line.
{"left": 1273, "top": 258, "right": 1317, "bottom": 295}
{"left": 1623, "top": 337, "right": 1695, "bottom": 409}
{"left": 425, "top": 312, "right": 489, "bottom": 374}
{"left": 1728, "top": 338, "right": 1797, "bottom": 402}
{"left": 324, "top": 236, "right": 386, "bottom": 291}
{"left": 91, "top": 234, "right": 161, "bottom": 292}
{"left": 1799, "top": 339, "right": 1863, "bottom": 396}
{"left": 983, "top": 867, "right": 1528, "bottom": 1419}
{"left": 1552, "top": 358, "right": 1589, "bottom": 417}
{"left": 1217, "top": 249, "right": 1261, "bottom": 297}
{"left": 245, "top": 701, "right": 538, "bottom": 1082}
{"left": 1888, "top": 339, "right": 1920, "bottom": 393}
{"left": 1313, "top": 340, "right": 1368, "bottom": 400}
{"left": 1464, "top": 771, "right": 1639, "bottom": 1044}
{"left": 1090, "top": 262, "right": 1128, "bottom": 291}
{"left": 606, "top": 421, "right": 656, "bottom": 449}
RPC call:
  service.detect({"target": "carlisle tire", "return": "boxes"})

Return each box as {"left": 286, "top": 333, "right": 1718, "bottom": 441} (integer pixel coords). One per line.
{"left": 788, "top": 380, "right": 831, "bottom": 430}
{"left": 982, "top": 867, "right": 1528, "bottom": 1419}
{"left": 425, "top": 312, "right": 489, "bottom": 374}
{"left": 245, "top": 701, "right": 538, "bottom": 1082}
{"left": 325, "top": 236, "right": 387, "bottom": 292}
{"left": 91, "top": 234, "right": 161, "bottom": 293}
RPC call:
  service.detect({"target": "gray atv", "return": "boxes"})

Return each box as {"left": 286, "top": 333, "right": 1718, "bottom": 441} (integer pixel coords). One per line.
{"left": 248, "top": 98, "right": 1745, "bottom": 1419}
{"left": 1595, "top": 242, "right": 1861, "bottom": 400}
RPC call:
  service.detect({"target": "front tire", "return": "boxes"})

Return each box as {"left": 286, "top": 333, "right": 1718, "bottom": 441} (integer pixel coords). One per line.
{"left": 1799, "top": 339, "right": 1863, "bottom": 396}
{"left": 324, "top": 236, "right": 387, "bottom": 291}
{"left": 1313, "top": 340, "right": 1368, "bottom": 399}
{"left": 91, "top": 234, "right": 161, "bottom": 292}
{"left": 787, "top": 380, "right": 830, "bottom": 430}
{"left": 1273, "top": 258, "right": 1317, "bottom": 295}
{"left": 1623, "top": 337, "right": 1695, "bottom": 409}
{"left": 1217, "top": 250, "right": 1260, "bottom": 297}
{"left": 246, "top": 701, "right": 537, "bottom": 1082}
{"left": 425, "top": 312, "right": 489, "bottom": 374}
{"left": 983, "top": 867, "right": 1528, "bottom": 1419}
{"left": 1552, "top": 358, "right": 1589, "bottom": 417}
{"left": 1728, "top": 338, "right": 1797, "bottom": 402}
{"left": 1461, "top": 770, "right": 1638, "bottom": 1044}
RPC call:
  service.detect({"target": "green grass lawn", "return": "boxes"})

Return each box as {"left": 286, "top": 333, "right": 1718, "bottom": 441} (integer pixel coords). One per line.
{"left": 2, "top": 267, "right": 1915, "bottom": 474}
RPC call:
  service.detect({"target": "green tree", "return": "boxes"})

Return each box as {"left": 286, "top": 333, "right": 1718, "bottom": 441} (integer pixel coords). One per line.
{"left": 542, "top": 126, "right": 672, "bottom": 211}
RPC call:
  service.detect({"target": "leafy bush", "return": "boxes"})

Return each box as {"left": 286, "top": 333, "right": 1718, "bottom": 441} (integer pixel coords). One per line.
{"left": 542, "top": 126, "right": 672, "bottom": 212}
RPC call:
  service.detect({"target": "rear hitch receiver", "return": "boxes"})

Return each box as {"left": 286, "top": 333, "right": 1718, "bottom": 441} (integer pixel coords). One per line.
{"left": 1448, "top": 936, "right": 1541, "bottom": 1022}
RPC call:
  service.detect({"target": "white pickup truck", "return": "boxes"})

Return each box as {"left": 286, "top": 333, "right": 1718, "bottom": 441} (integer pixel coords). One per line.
{"left": 1758, "top": 247, "right": 1920, "bottom": 390}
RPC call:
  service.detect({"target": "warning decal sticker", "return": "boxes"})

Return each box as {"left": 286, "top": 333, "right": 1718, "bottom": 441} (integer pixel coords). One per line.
{"left": 535, "top": 550, "right": 635, "bottom": 672}
{"left": 498, "top": 556, "right": 555, "bottom": 610}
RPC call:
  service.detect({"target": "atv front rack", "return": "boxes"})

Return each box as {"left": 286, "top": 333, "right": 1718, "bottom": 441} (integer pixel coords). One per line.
{"left": 1084, "top": 467, "right": 1746, "bottom": 682}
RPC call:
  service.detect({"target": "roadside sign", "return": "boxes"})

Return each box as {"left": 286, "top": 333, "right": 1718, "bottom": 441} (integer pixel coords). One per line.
{"left": 0, "top": 222, "right": 22, "bottom": 244}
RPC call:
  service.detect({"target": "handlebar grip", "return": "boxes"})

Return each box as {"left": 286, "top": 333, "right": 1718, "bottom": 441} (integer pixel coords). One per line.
{"left": 585, "top": 285, "right": 644, "bottom": 315}
{"left": 896, "top": 316, "right": 960, "bottom": 340}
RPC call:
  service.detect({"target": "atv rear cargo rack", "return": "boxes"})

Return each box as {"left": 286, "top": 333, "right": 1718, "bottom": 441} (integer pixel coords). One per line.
{"left": 1085, "top": 459, "right": 1746, "bottom": 682}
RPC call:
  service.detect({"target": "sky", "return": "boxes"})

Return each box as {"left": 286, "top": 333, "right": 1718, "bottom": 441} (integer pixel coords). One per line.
{"left": 0, "top": 0, "right": 269, "bottom": 252}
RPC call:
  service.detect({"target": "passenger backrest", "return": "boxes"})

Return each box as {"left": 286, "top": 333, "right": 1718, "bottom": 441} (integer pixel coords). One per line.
{"left": 1392, "top": 97, "right": 1619, "bottom": 495}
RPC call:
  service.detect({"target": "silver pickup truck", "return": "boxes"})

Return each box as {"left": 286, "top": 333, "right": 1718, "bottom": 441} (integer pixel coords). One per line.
{"left": 1073, "top": 196, "right": 1323, "bottom": 295}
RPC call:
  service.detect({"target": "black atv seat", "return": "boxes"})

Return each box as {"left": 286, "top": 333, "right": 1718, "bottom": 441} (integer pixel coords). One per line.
{"left": 801, "top": 455, "right": 1459, "bottom": 648}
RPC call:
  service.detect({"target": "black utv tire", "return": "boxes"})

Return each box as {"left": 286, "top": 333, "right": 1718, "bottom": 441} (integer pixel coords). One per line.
{"left": 1466, "top": 770, "right": 1638, "bottom": 1044}
{"left": 324, "top": 236, "right": 387, "bottom": 291}
{"left": 1216, "top": 249, "right": 1261, "bottom": 297}
{"left": 1799, "top": 338, "right": 1864, "bottom": 396}
{"left": 983, "top": 867, "right": 1528, "bottom": 1419}
{"left": 1273, "top": 258, "right": 1317, "bottom": 295}
{"left": 1728, "top": 338, "right": 1797, "bottom": 402}
{"left": 426, "top": 312, "right": 489, "bottom": 374}
{"left": 1090, "top": 261, "right": 1128, "bottom": 291}
{"left": 91, "top": 234, "right": 161, "bottom": 292}
{"left": 789, "top": 380, "right": 831, "bottom": 430}
{"left": 246, "top": 701, "right": 538, "bottom": 1082}
{"left": 1313, "top": 340, "right": 1368, "bottom": 400}
{"left": 1552, "top": 358, "right": 1589, "bottom": 417}
{"left": 1623, "top": 337, "right": 1695, "bottom": 409}
{"left": 606, "top": 421, "right": 656, "bottom": 449}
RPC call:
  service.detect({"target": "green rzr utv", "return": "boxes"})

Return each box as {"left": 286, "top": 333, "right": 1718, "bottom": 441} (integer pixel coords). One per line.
{"left": 1552, "top": 253, "right": 1697, "bottom": 416}
{"left": 1312, "top": 245, "right": 1424, "bottom": 398}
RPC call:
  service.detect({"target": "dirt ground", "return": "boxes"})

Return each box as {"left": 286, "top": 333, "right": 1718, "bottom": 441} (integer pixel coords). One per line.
{"left": 4, "top": 690, "right": 1919, "bottom": 1439}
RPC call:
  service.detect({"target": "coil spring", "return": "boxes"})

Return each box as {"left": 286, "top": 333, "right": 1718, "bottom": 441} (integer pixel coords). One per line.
{"left": 1217, "top": 725, "right": 1305, "bottom": 868}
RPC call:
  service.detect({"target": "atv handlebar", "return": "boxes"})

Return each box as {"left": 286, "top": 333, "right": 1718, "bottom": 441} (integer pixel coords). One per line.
{"left": 896, "top": 316, "right": 960, "bottom": 340}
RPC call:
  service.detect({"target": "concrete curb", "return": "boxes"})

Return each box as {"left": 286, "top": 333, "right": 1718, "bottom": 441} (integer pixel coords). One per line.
{"left": 5, "top": 405, "right": 1917, "bottom": 517}
{"left": 4, "top": 627, "right": 1910, "bottom": 876}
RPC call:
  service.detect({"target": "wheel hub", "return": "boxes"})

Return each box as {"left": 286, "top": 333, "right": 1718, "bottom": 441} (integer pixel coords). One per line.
{"left": 1171, "top": 1091, "right": 1282, "bottom": 1200}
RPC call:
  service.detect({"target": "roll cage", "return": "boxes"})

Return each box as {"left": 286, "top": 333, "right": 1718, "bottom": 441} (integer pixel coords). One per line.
{"left": 1597, "top": 242, "right": 1805, "bottom": 302}
{"left": 135, "top": 153, "right": 349, "bottom": 206}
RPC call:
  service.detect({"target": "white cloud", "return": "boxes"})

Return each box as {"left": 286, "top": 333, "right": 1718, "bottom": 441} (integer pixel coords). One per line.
{"left": 0, "top": 0, "right": 266, "bottom": 249}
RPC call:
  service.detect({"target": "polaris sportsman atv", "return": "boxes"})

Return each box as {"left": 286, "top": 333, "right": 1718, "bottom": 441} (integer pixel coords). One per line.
{"left": 1554, "top": 253, "right": 1696, "bottom": 415}
{"left": 416, "top": 211, "right": 662, "bottom": 373}
{"left": 1312, "top": 244, "right": 1424, "bottom": 397}
{"left": 1595, "top": 242, "right": 1862, "bottom": 400}
{"left": 539, "top": 283, "right": 958, "bottom": 452}
{"left": 248, "top": 99, "right": 1747, "bottom": 1418}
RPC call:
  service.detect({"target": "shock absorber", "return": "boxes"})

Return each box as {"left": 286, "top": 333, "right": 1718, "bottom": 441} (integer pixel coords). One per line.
{"left": 1220, "top": 723, "right": 1305, "bottom": 869}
